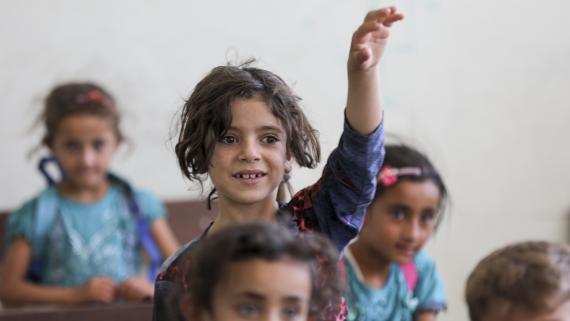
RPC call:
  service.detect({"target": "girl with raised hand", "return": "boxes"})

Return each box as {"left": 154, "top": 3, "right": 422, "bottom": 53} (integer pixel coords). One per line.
{"left": 154, "top": 7, "right": 404, "bottom": 320}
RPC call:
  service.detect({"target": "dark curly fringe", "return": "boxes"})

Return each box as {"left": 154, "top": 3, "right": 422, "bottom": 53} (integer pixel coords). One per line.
{"left": 175, "top": 60, "right": 320, "bottom": 187}
{"left": 181, "top": 222, "right": 343, "bottom": 321}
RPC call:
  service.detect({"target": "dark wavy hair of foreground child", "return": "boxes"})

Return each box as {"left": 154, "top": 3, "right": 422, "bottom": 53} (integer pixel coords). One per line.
{"left": 178, "top": 222, "right": 343, "bottom": 321}
{"left": 174, "top": 59, "right": 321, "bottom": 185}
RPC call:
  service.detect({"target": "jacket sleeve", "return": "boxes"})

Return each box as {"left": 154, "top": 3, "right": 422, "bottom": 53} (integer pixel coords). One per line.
{"left": 302, "top": 115, "right": 385, "bottom": 252}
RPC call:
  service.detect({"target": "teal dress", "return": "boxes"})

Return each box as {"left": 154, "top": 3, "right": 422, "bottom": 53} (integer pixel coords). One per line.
{"left": 5, "top": 183, "right": 165, "bottom": 286}
{"left": 343, "top": 248, "right": 446, "bottom": 321}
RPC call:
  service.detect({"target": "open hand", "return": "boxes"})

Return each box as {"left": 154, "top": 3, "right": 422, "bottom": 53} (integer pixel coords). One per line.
{"left": 348, "top": 6, "right": 404, "bottom": 72}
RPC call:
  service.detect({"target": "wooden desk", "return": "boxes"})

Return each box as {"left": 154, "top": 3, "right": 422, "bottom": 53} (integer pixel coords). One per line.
{"left": 0, "top": 302, "right": 152, "bottom": 321}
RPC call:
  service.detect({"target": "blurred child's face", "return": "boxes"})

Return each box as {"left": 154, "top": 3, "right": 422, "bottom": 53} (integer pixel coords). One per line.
{"left": 50, "top": 114, "right": 119, "bottom": 191}
{"left": 202, "top": 258, "right": 311, "bottom": 321}
{"left": 482, "top": 301, "right": 570, "bottom": 321}
{"left": 359, "top": 180, "right": 441, "bottom": 263}
{"left": 209, "top": 97, "right": 291, "bottom": 209}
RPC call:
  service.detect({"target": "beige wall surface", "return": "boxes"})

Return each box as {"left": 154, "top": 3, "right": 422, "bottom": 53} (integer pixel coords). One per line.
{"left": 1, "top": 0, "right": 570, "bottom": 320}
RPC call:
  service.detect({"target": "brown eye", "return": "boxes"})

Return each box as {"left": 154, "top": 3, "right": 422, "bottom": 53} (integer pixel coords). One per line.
{"left": 262, "top": 135, "right": 279, "bottom": 144}
{"left": 389, "top": 207, "right": 406, "bottom": 220}
{"left": 421, "top": 211, "right": 437, "bottom": 225}
{"left": 93, "top": 139, "right": 106, "bottom": 151}
{"left": 64, "top": 141, "right": 81, "bottom": 152}
{"left": 237, "top": 303, "right": 258, "bottom": 317}
{"left": 282, "top": 306, "right": 301, "bottom": 319}
{"left": 220, "top": 135, "right": 238, "bottom": 144}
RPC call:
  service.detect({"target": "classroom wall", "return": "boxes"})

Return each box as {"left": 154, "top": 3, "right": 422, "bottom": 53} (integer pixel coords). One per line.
{"left": 1, "top": 0, "right": 570, "bottom": 320}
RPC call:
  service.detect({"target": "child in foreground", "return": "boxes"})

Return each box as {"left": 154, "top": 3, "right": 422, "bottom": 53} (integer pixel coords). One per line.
{"left": 154, "top": 6, "right": 404, "bottom": 321}
{"left": 343, "top": 144, "right": 447, "bottom": 321}
{"left": 465, "top": 240, "right": 570, "bottom": 321}
{"left": 178, "top": 222, "right": 342, "bottom": 321}
{"left": 0, "top": 82, "right": 179, "bottom": 305}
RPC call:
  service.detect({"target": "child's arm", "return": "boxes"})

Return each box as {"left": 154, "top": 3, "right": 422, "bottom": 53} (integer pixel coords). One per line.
{"left": 115, "top": 276, "right": 154, "bottom": 302}
{"left": 113, "top": 219, "right": 178, "bottom": 303}
{"left": 150, "top": 218, "right": 180, "bottom": 258}
{"left": 346, "top": 6, "right": 403, "bottom": 135}
{"left": 416, "top": 312, "right": 438, "bottom": 321}
{"left": 0, "top": 237, "right": 116, "bottom": 305}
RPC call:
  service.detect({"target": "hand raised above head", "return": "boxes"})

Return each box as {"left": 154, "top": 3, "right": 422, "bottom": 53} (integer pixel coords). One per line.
{"left": 348, "top": 6, "right": 404, "bottom": 72}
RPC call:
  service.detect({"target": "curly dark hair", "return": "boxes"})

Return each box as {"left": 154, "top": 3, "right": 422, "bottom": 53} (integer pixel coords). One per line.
{"left": 40, "top": 82, "right": 122, "bottom": 146}
{"left": 175, "top": 60, "right": 320, "bottom": 184}
{"left": 183, "top": 222, "right": 343, "bottom": 321}
{"left": 465, "top": 241, "right": 570, "bottom": 321}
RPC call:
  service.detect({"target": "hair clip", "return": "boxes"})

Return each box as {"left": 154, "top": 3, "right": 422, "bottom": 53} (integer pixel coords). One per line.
{"left": 84, "top": 90, "right": 104, "bottom": 103}
{"left": 76, "top": 89, "right": 116, "bottom": 111}
{"left": 378, "top": 165, "right": 422, "bottom": 187}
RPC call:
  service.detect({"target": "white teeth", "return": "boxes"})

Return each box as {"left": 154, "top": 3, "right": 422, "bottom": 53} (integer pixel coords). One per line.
{"left": 236, "top": 173, "right": 264, "bottom": 179}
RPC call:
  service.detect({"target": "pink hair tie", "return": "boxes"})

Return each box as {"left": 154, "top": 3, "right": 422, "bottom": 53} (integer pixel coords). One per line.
{"left": 76, "top": 89, "right": 115, "bottom": 111}
{"left": 378, "top": 165, "right": 422, "bottom": 187}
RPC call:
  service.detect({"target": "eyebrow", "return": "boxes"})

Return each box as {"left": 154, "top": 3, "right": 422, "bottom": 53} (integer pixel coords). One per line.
{"left": 282, "top": 297, "right": 304, "bottom": 304}
{"left": 237, "top": 292, "right": 304, "bottom": 303}
{"left": 228, "top": 125, "right": 285, "bottom": 134}
{"left": 239, "top": 292, "right": 265, "bottom": 301}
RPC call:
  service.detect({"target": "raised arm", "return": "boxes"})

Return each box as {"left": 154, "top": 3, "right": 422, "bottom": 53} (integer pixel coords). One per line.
{"left": 346, "top": 6, "right": 404, "bottom": 135}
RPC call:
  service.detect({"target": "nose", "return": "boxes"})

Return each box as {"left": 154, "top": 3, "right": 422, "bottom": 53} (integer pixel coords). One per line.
{"left": 262, "top": 310, "right": 281, "bottom": 321}
{"left": 402, "top": 220, "right": 421, "bottom": 242}
{"left": 239, "top": 138, "right": 261, "bottom": 163}
{"left": 80, "top": 147, "right": 97, "bottom": 167}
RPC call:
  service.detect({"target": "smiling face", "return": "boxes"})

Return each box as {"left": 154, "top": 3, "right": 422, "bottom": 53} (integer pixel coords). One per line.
{"left": 49, "top": 114, "right": 119, "bottom": 193}
{"left": 359, "top": 180, "right": 442, "bottom": 264}
{"left": 202, "top": 259, "right": 312, "bottom": 321}
{"left": 208, "top": 96, "right": 291, "bottom": 209}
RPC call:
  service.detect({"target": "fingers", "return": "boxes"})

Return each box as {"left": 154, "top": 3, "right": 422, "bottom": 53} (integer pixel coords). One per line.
{"left": 364, "top": 6, "right": 404, "bottom": 23}
{"left": 87, "top": 276, "right": 116, "bottom": 303}
{"left": 383, "top": 13, "right": 404, "bottom": 27}
{"left": 95, "top": 277, "right": 116, "bottom": 303}
{"left": 352, "top": 6, "right": 403, "bottom": 44}
{"left": 363, "top": 6, "right": 404, "bottom": 27}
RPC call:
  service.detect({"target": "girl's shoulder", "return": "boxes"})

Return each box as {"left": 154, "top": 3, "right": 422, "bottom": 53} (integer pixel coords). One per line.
{"left": 281, "top": 183, "right": 322, "bottom": 233}
{"left": 5, "top": 186, "right": 59, "bottom": 244}
{"left": 9, "top": 186, "right": 58, "bottom": 221}
{"left": 108, "top": 174, "right": 165, "bottom": 219}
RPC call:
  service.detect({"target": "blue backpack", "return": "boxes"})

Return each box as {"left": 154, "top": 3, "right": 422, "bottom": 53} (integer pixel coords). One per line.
{"left": 28, "top": 157, "right": 162, "bottom": 282}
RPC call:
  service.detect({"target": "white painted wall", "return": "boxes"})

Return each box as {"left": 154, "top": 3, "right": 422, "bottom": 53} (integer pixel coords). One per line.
{"left": 1, "top": 0, "right": 569, "bottom": 319}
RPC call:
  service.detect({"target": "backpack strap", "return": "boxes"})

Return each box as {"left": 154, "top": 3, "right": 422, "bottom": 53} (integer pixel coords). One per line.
{"left": 28, "top": 186, "right": 59, "bottom": 281}
{"left": 400, "top": 260, "right": 418, "bottom": 293}
{"left": 108, "top": 174, "right": 162, "bottom": 282}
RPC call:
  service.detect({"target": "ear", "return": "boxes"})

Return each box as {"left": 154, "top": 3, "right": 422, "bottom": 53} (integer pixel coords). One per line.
{"left": 284, "top": 158, "right": 293, "bottom": 174}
